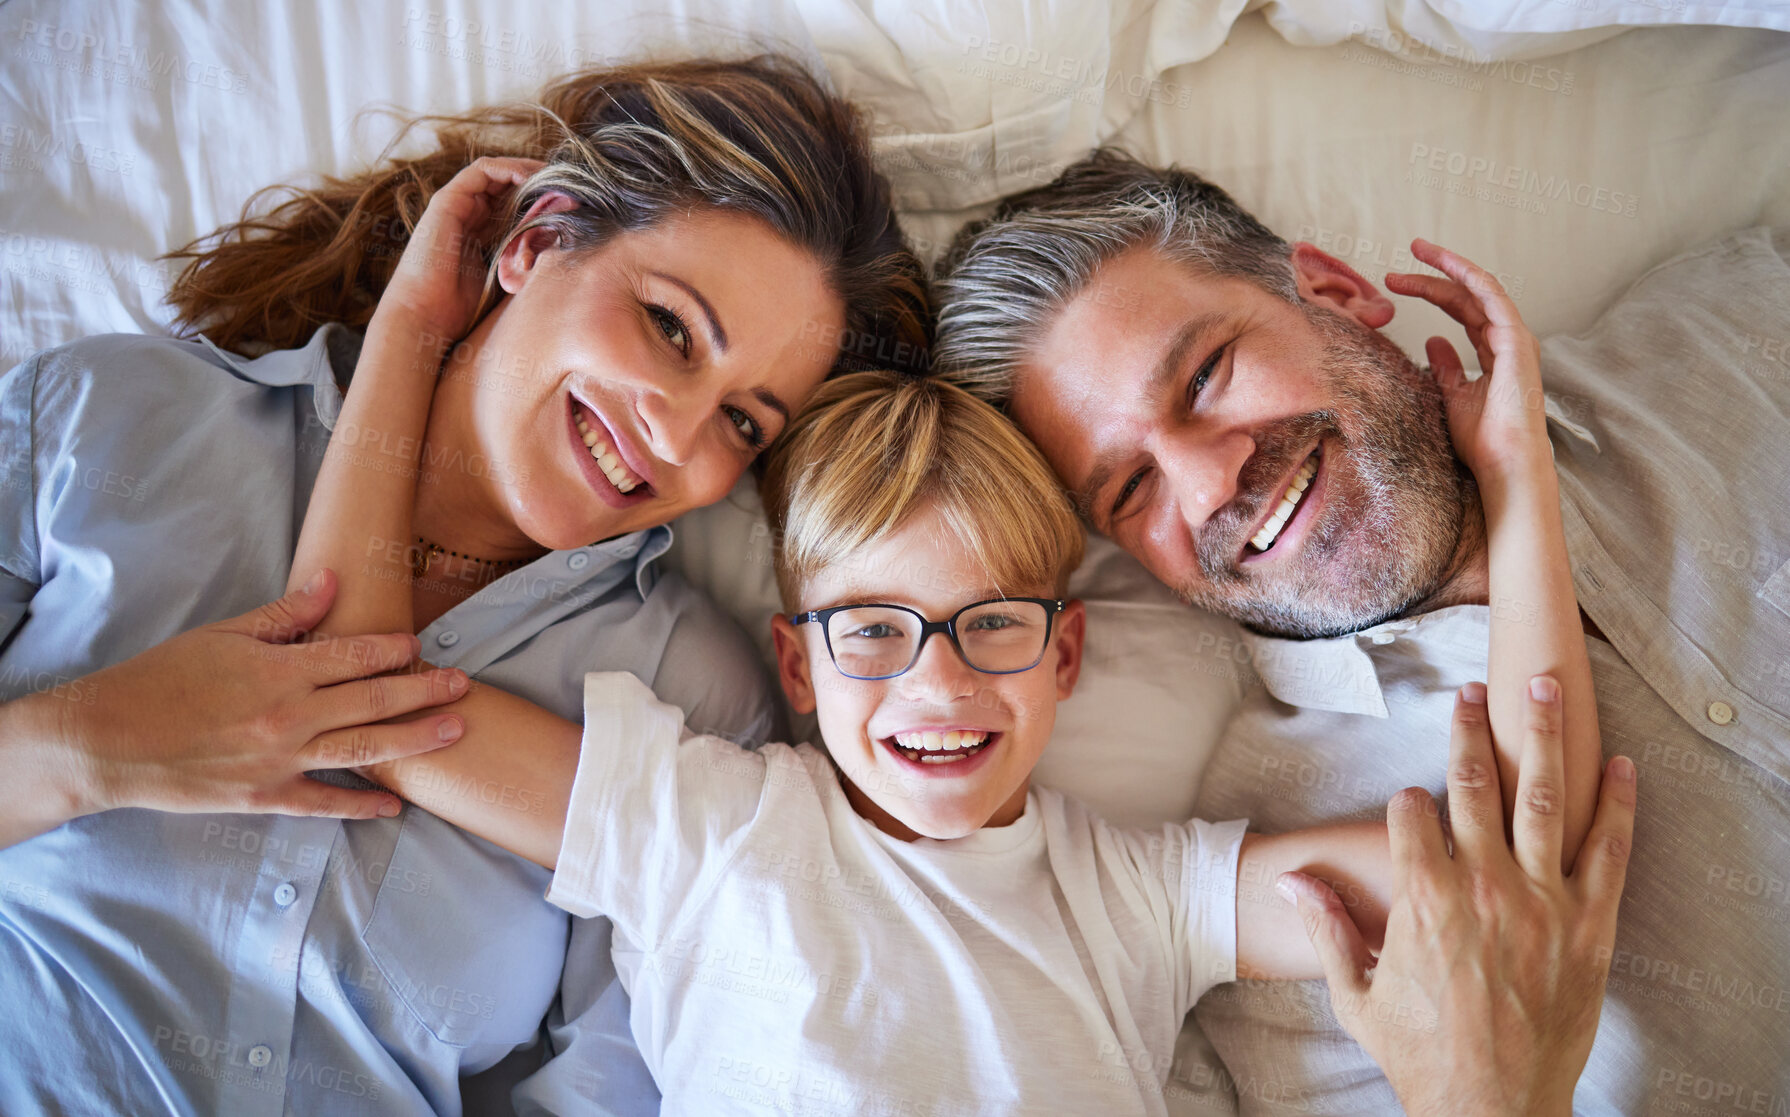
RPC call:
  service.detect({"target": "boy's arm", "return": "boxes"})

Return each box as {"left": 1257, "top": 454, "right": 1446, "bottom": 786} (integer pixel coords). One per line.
{"left": 359, "top": 688, "right": 580, "bottom": 869}
{"left": 283, "top": 156, "right": 542, "bottom": 637}
{"left": 1239, "top": 679, "right": 1613, "bottom": 984}
{"left": 1386, "top": 240, "right": 1600, "bottom": 868}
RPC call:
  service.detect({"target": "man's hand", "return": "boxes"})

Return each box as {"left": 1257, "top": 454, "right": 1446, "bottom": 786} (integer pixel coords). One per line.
{"left": 1276, "top": 680, "right": 1636, "bottom": 1117}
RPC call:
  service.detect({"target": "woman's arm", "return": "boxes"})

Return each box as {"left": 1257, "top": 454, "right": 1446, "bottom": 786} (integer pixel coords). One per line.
{"left": 1388, "top": 240, "right": 1600, "bottom": 869}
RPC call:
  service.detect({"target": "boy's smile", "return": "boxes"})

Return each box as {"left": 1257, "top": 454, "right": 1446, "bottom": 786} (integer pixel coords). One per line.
{"left": 771, "top": 498, "right": 1086, "bottom": 842}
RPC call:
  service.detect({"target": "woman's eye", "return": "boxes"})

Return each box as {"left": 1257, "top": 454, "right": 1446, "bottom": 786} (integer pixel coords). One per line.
{"left": 724, "top": 405, "right": 765, "bottom": 449}
{"left": 649, "top": 305, "right": 691, "bottom": 357}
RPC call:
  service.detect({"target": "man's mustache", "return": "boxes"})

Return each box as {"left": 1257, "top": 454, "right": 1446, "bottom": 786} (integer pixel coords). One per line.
{"left": 1194, "top": 410, "right": 1340, "bottom": 579}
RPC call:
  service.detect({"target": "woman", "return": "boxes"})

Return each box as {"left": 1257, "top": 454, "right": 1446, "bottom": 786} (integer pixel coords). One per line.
{"left": 0, "top": 57, "right": 926, "bottom": 1115}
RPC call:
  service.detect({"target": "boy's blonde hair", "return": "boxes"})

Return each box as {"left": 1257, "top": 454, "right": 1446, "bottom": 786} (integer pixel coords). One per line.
{"left": 761, "top": 370, "right": 1085, "bottom": 610}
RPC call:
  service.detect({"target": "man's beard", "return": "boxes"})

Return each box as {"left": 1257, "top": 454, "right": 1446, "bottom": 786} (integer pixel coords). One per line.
{"left": 1175, "top": 305, "right": 1472, "bottom": 639}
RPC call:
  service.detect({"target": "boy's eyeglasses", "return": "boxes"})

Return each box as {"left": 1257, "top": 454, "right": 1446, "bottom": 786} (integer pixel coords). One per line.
{"left": 790, "top": 598, "right": 1067, "bottom": 681}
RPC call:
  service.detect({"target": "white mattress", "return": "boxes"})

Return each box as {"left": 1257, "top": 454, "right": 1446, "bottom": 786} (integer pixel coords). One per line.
{"left": 2, "top": 7, "right": 1787, "bottom": 1108}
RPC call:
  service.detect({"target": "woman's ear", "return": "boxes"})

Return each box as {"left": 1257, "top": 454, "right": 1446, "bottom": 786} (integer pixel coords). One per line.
{"left": 771, "top": 614, "right": 818, "bottom": 715}
{"left": 1289, "top": 243, "right": 1395, "bottom": 330}
{"left": 495, "top": 192, "right": 579, "bottom": 295}
{"left": 1053, "top": 599, "right": 1087, "bottom": 700}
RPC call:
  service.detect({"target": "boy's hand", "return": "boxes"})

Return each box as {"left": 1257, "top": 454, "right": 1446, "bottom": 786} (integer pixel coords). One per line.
{"left": 1385, "top": 239, "right": 1551, "bottom": 482}
{"left": 379, "top": 155, "right": 545, "bottom": 343}
{"left": 1278, "top": 680, "right": 1635, "bottom": 1117}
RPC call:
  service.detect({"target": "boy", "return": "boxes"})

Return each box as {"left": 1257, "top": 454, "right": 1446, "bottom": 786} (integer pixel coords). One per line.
{"left": 291, "top": 172, "right": 1611, "bottom": 1112}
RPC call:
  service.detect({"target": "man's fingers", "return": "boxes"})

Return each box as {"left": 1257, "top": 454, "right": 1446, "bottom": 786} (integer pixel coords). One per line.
{"left": 1573, "top": 755, "right": 1637, "bottom": 911}
{"left": 1512, "top": 675, "right": 1568, "bottom": 879}
{"left": 1445, "top": 683, "right": 1505, "bottom": 864}
{"left": 300, "top": 715, "right": 464, "bottom": 771}
{"left": 314, "top": 666, "right": 469, "bottom": 733}
{"left": 1386, "top": 786, "right": 1450, "bottom": 905}
{"left": 225, "top": 568, "right": 337, "bottom": 644}
{"left": 1278, "top": 872, "right": 1373, "bottom": 1004}
{"left": 247, "top": 778, "right": 403, "bottom": 821}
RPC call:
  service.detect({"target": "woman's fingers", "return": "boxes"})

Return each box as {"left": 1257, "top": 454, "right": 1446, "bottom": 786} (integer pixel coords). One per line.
{"left": 247, "top": 777, "right": 404, "bottom": 821}
{"left": 1444, "top": 683, "right": 1505, "bottom": 865}
{"left": 299, "top": 714, "right": 464, "bottom": 772}
{"left": 1512, "top": 675, "right": 1569, "bottom": 880}
{"left": 313, "top": 666, "right": 469, "bottom": 734}
{"left": 223, "top": 568, "right": 338, "bottom": 645}
{"left": 292, "top": 631, "right": 425, "bottom": 686}
{"left": 1573, "top": 756, "right": 1637, "bottom": 909}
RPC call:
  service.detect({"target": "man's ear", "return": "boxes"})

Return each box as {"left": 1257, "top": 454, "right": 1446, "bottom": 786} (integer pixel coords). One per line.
{"left": 1052, "top": 599, "right": 1086, "bottom": 700}
{"left": 495, "top": 192, "right": 580, "bottom": 295}
{"left": 771, "top": 614, "right": 818, "bottom": 716}
{"left": 1289, "top": 243, "right": 1395, "bottom": 330}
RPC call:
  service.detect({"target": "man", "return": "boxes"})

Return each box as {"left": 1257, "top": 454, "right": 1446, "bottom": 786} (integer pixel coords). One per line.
{"left": 933, "top": 150, "right": 1789, "bottom": 1115}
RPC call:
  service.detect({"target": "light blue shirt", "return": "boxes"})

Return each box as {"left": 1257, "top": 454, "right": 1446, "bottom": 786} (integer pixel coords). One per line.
{"left": 0, "top": 325, "right": 776, "bottom": 1115}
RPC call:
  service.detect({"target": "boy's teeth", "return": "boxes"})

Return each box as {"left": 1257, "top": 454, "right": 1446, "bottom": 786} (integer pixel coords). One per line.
{"left": 892, "top": 730, "right": 989, "bottom": 756}
{"left": 1248, "top": 454, "right": 1318, "bottom": 553}
{"left": 575, "top": 415, "right": 643, "bottom": 494}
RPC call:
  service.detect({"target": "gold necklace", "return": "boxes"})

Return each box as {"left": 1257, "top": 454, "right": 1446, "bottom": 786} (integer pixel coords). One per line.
{"left": 412, "top": 536, "right": 533, "bottom": 579}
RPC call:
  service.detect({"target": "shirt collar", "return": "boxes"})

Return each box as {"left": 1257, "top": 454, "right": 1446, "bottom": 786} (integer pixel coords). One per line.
{"left": 1240, "top": 605, "right": 1493, "bottom": 717}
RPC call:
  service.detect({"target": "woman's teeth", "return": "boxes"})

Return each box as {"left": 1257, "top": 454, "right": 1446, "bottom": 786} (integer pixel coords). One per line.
{"left": 892, "top": 730, "right": 991, "bottom": 765}
{"left": 574, "top": 414, "right": 643, "bottom": 494}
{"left": 1248, "top": 453, "right": 1318, "bottom": 553}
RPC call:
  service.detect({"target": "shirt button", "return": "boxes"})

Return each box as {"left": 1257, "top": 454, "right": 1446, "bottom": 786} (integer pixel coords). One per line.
{"left": 436, "top": 631, "right": 459, "bottom": 648}
{"left": 568, "top": 552, "right": 590, "bottom": 571}
{"left": 273, "top": 882, "right": 297, "bottom": 908}
{"left": 247, "top": 1045, "right": 273, "bottom": 1068}
{"left": 1370, "top": 632, "right": 1396, "bottom": 645}
{"left": 1707, "top": 700, "right": 1735, "bottom": 726}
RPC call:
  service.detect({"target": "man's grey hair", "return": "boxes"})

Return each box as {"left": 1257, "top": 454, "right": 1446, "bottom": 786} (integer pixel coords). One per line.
{"left": 933, "top": 149, "right": 1298, "bottom": 406}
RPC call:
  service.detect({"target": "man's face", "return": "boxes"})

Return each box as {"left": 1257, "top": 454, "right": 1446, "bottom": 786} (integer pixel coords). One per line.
{"left": 1009, "top": 245, "right": 1470, "bottom": 639}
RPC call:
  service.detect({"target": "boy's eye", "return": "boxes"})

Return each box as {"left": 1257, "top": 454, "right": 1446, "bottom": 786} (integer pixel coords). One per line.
{"left": 965, "top": 612, "right": 1018, "bottom": 632}
{"left": 847, "top": 623, "right": 902, "bottom": 640}
{"left": 648, "top": 305, "right": 691, "bottom": 357}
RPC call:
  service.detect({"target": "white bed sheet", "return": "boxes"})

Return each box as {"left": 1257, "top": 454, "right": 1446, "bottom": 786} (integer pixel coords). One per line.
{"left": 2, "top": 4, "right": 1788, "bottom": 1112}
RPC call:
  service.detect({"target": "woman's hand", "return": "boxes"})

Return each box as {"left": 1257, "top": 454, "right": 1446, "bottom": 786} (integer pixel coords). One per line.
{"left": 1279, "top": 681, "right": 1635, "bottom": 1117}
{"left": 378, "top": 155, "right": 545, "bottom": 342}
{"left": 1385, "top": 239, "right": 1552, "bottom": 482}
{"left": 0, "top": 569, "right": 469, "bottom": 849}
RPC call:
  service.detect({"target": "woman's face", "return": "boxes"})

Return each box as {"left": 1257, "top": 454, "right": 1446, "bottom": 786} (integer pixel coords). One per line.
{"left": 443, "top": 208, "right": 846, "bottom": 550}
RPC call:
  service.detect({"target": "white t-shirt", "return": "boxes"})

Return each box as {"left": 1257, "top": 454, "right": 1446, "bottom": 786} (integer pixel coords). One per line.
{"left": 548, "top": 672, "right": 1246, "bottom": 1117}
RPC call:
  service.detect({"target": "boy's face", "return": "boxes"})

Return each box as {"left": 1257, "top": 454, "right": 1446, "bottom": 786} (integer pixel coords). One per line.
{"left": 771, "top": 500, "right": 1086, "bottom": 841}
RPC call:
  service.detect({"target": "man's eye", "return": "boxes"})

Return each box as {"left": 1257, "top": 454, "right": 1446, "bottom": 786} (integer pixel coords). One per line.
{"left": 648, "top": 305, "right": 691, "bottom": 356}
{"left": 1111, "top": 469, "right": 1147, "bottom": 518}
{"left": 1189, "top": 343, "right": 1225, "bottom": 408}
{"left": 724, "top": 404, "right": 766, "bottom": 450}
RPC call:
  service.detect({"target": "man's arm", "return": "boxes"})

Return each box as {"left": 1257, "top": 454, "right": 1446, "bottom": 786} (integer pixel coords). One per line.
{"left": 1275, "top": 682, "right": 1636, "bottom": 1117}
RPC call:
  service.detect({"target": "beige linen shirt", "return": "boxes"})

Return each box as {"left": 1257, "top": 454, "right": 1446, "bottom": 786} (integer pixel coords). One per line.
{"left": 1179, "top": 228, "right": 1790, "bottom": 1116}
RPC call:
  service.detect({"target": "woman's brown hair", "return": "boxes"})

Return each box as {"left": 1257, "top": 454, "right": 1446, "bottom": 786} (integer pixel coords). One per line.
{"left": 166, "top": 56, "right": 930, "bottom": 371}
